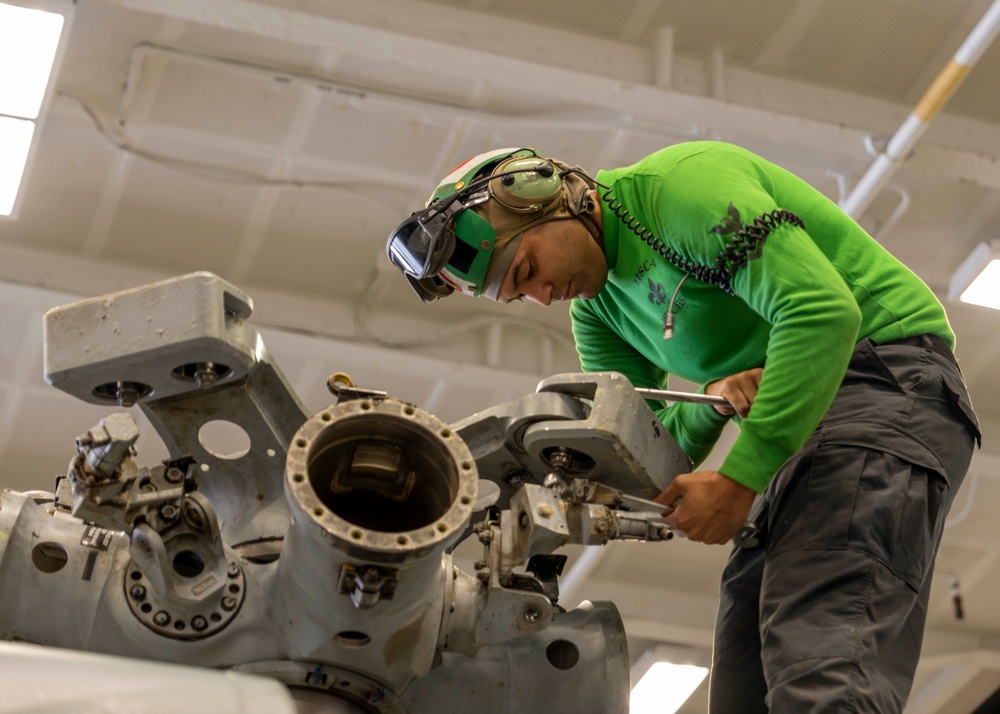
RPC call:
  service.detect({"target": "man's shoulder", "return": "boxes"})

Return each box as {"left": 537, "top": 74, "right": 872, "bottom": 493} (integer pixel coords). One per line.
{"left": 602, "top": 141, "right": 754, "bottom": 183}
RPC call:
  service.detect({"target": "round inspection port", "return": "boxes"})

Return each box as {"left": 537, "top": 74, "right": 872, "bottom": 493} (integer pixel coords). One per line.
{"left": 335, "top": 631, "right": 371, "bottom": 649}
{"left": 305, "top": 413, "right": 461, "bottom": 532}
{"left": 545, "top": 640, "right": 580, "bottom": 670}
{"left": 198, "top": 420, "right": 251, "bottom": 460}
{"left": 172, "top": 550, "right": 206, "bottom": 578}
{"left": 31, "top": 542, "right": 68, "bottom": 573}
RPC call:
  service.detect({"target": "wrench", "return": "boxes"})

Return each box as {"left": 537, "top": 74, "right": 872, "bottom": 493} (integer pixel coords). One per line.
{"left": 633, "top": 387, "right": 730, "bottom": 407}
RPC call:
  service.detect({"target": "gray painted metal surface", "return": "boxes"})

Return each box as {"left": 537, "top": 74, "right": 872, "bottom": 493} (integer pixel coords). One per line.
{"left": 0, "top": 272, "right": 692, "bottom": 712}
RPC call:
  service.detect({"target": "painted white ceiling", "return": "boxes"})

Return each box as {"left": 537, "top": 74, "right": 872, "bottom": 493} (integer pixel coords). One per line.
{"left": 3, "top": 0, "right": 1000, "bottom": 711}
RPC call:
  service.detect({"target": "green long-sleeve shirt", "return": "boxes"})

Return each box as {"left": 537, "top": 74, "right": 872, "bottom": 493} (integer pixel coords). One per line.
{"left": 571, "top": 141, "right": 953, "bottom": 492}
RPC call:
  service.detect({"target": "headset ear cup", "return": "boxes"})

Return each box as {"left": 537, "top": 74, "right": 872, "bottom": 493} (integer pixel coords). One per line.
{"left": 488, "top": 157, "right": 563, "bottom": 212}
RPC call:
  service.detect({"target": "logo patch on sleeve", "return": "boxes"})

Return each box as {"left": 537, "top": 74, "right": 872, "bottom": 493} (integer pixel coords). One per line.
{"left": 710, "top": 202, "right": 742, "bottom": 236}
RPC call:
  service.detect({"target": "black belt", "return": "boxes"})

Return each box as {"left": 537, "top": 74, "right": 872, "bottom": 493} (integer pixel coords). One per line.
{"left": 874, "top": 333, "right": 959, "bottom": 371}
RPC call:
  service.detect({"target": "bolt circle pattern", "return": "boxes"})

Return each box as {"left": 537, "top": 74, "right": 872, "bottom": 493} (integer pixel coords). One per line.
{"left": 124, "top": 559, "right": 246, "bottom": 640}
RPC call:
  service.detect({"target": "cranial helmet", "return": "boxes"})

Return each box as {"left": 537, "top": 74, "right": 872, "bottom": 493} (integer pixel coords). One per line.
{"left": 385, "top": 148, "right": 600, "bottom": 302}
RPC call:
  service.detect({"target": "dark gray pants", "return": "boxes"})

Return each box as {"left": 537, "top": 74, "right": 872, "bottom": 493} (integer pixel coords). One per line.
{"left": 710, "top": 336, "right": 980, "bottom": 714}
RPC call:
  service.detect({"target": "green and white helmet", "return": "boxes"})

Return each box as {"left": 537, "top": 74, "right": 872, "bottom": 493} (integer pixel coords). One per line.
{"left": 386, "top": 147, "right": 600, "bottom": 302}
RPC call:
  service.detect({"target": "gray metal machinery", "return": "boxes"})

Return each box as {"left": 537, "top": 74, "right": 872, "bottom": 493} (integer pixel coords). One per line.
{"left": 0, "top": 272, "right": 693, "bottom": 713}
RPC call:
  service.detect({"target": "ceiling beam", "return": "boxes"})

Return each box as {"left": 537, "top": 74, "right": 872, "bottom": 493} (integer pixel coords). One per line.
{"left": 90, "top": 0, "right": 1000, "bottom": 196}
{"left": 753, "top": 0, "right": 829, "bottom": 68}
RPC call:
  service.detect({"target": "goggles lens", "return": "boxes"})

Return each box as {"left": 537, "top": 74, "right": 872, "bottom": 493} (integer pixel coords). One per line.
{"left": 386, "top": 200, "right": 463, "bottom": 279}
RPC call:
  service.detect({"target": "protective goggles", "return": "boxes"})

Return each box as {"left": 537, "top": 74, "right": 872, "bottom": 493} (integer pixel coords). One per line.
{"left": 386, "top": 149, "right": 566, "bottom": 302}
{"left": 386, "top": 189, "right": 490, "bottom": 281}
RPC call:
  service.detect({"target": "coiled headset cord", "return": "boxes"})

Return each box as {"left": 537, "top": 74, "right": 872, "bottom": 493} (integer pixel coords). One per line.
{"left": 554, "top": 164, "right": 805, "bottom": 339}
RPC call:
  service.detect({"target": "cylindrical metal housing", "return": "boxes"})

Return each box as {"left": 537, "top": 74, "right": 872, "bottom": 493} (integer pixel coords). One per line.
{"left": 277, "top": 396, "right": 478, "bottom": 689}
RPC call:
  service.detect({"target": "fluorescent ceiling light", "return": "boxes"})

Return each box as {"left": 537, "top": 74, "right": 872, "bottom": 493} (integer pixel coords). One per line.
{"left": 0, "top": 116, "right": 36, "bottom": 216}
{"left": 0, "top": 2, "right": 65, "bottom": 119}
{"left": 630, "top": 662, "right": 709, "bottom": 714}
{"left": 949, "top": 241, "right": 1000, "bottom": 310}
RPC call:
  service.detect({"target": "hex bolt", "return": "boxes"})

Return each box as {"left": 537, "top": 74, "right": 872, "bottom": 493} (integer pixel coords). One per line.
{"left": 523, "top": 605, "right": 542, "bottom": 624}
{"left": 502, "top": 469, "right": 527, "bottom": 489}
{"left": 191, "top": 616, "right": 208, "bottom": 632}
{"left": 477, "top": 529, "right": 493, "bottom": 545}
{"left": 116, "top": 384, "right": 138, "bottom": 408}
{"left": 165, "top": 467, "right": 185, "bottom": 484}
{"left": 153, "top": 611, "right": 170, "bottom": 626}
{"left": 194, "top": 365, "right": 217, "bottom": 389}
{"left": 221, "top": 596, "right": 237, "bottom": 612}
{"left": 227, "top": 563, "right": 240, "bottom": 579}
{"left": 159, "top": 504, "right": 179, "bottom": 521}
{"left": 129, "top": 585, "right": 146, "bottom": 601}
{"left": 361, "top": 568, "right": 380, "bottom": 585}
{"left": 476, "top": 567, "right": 491, "bottom": 584}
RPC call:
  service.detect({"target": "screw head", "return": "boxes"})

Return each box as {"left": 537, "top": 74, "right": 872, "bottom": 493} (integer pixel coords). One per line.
{"left": 153, "top": 611, "right": 170, "bottom": 626}
{"left": 165, "top": 467, "right": 184, "bottom": 484}
{"left": 523, "top": 605, "right": 542, "bottom": 623}
{"left": 221, "top": 596, "right": 237, "bottom": 611}
{"left": 191, "top": 616, "right": 208, "bottom": 632}
{"left": 129, "top": 584, "right": 146, "bottom": 600}
{"left": 227, "top": 563, "right": 240, "bottom": 578}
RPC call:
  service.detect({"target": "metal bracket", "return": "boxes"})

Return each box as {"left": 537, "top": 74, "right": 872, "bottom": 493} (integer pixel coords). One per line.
{"left": 337, "top": 563, "right": 400, "bottom": 609}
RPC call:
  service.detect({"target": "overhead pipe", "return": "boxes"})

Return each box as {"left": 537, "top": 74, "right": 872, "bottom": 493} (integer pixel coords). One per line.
{"left": 840, "top": 0, "right": 1000, "bottom": 219}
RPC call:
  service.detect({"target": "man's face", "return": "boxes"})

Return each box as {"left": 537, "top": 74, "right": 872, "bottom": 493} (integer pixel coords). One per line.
{"left": 497, "top": 218, "right": 608, "bottom": 305}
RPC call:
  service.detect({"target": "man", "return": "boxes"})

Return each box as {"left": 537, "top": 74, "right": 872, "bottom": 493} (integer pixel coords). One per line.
{"left": 386, "top": 142, "right": 981, "bottom": 712}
